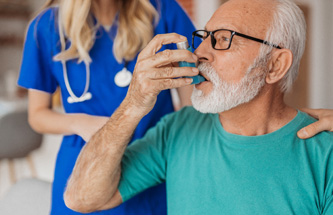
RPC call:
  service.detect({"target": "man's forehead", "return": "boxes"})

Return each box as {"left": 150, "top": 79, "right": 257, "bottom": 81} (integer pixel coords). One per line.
{"left": 206, "top": 0, "right": 275, "bottom": 35}
{"left": 205, "top": 16, "right": 243, "bottom": 32}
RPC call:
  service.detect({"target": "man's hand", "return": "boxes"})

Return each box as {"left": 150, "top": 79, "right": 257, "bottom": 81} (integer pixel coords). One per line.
{"left": 125, "top": 33, "right": 198, "bottom": 117}
{"left": 297, "top": 108, "right": 333, "bottom": 139}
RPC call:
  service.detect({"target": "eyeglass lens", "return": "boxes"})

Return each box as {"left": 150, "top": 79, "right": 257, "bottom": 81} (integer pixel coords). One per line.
{"left": 192, "top": 30, "right": 232, "bottom": 50}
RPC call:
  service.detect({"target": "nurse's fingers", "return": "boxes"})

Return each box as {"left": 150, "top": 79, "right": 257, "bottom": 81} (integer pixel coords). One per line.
{"left": 138, "top": 33, "right": 188, "bottom": 60}
{"left": 297, "top": 121, "right": 329, "bottom": 139}
{"left": 298, "top": 108, "right": 333, "bottom": 139}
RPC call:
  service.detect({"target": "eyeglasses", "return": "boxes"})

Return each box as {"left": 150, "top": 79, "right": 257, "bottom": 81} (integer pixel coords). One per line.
{"left": 192, "top": 29, "right": 282, "bottom": 50}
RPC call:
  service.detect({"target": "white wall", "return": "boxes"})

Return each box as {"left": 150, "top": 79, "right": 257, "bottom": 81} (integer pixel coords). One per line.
{"left": 194, "top": 0, "right": 333, "bottom": 109}
{"left": 194, "top": 0, "right": 220, "bottom": 29}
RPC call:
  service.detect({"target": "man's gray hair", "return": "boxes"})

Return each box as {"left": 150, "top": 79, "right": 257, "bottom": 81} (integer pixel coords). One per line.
{"left": 260, "top": 0, "right": 306, "bottom": 93}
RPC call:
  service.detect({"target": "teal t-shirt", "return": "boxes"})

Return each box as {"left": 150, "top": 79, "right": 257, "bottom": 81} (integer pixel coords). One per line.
{"left": 119, "top": 107, "right": 333, "bottom": 215}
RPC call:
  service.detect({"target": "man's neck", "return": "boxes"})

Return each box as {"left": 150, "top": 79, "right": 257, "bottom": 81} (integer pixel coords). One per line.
{"left": 218, "top": 88, "right": 297, "bottom": 136}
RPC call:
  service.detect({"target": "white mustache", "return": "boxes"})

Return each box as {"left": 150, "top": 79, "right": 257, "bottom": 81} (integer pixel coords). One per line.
{"left": 197, "top": 62, "right": 221, "bottom": 86}
{"left": 198, "top": 62, "right": 217, "bottom": 79}
{"left": 197, "top": 62, "right": 215, "bottom": 76}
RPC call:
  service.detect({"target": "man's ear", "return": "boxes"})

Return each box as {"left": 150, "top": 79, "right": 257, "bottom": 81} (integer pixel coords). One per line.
{"left": 266, "top": 49, "right": 293, "bottom": 84}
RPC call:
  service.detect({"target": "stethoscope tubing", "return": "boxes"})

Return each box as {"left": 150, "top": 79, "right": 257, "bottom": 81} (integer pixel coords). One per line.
{"left": 62, "top": 60, "right": 92, "bottom": 104}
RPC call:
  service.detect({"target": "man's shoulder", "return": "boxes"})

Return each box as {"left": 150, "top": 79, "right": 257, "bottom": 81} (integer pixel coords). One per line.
{"left": 298, "top": 111, "right": 333, "bottom": 156}
{"left": 299, "top": 111, "right": 333, "bottom": 141}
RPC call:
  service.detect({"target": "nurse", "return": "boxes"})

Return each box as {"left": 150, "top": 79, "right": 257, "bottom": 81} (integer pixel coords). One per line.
{"left": 18, "top": 0, "right": 195, "bottom": 214}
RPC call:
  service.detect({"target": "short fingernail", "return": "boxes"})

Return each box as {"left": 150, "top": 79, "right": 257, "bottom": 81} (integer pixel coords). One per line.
{"left": 180, "top": 35, "right": 187, "bottom": 40}
{"left": 192, "top": 54, "right": 198, "bottom": 61}
{"left": 186, "top": 78, "right": 193, "bottom": 83}
{"left": 298, "top": 129, "right": 308, "bottom": 138}
{"left": 192, "top": 68, "right": 198, "bottom": 73}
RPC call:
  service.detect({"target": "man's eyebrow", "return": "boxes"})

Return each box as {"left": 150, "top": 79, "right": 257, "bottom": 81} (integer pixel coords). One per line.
{"left": 203, "top": 26, "right": 233, "bottom": 31}
{"left": 203, "top": 24, "right": 243, "bottom": 33}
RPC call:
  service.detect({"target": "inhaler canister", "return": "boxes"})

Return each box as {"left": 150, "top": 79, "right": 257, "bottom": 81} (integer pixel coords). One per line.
{"left": 176, "top": 41, "right": 206, "bottom": 85}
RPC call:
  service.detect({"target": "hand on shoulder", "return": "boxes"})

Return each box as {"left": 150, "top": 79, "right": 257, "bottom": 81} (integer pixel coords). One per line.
{"left": 297, "top": 108, "right": 333, "bottom": 139}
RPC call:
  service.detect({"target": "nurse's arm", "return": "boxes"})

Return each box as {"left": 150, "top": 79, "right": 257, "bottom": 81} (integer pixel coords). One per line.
{"left": 64, "top": 33, "right": 197, "bottom": 213}
{"left": 28, "top": 89, "right": 108, "bottom": 141}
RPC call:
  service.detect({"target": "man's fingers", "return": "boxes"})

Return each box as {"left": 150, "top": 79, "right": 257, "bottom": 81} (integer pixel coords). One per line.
{"left": 297, "top": 120, "right": 327, "bottom": 139}
{"left": 147, "top": 49, "right": 197, "bottom": 68}
{"left": 128, "top": 33, "right": 198, "bottom": 113}
{"left": 155, "top": 77, "right": 193, "bottom": 91}
{"left": 149, "top": 66, "right": 199, "bottom": 80}
{"left": 138, "top": 33, "right": 187, "bottom": 60}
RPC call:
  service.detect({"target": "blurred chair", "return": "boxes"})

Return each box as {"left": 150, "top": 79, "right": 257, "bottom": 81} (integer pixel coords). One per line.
{"left": 0, "top": 110, "right": 42, "bottom": 183}
{"left": 0, "top": 178, "right": 51, "bottom": 215}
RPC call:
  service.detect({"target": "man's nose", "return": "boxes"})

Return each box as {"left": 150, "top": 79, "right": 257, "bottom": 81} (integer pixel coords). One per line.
{"left": 194, "top": 36, "right": 214, "bottom": 63}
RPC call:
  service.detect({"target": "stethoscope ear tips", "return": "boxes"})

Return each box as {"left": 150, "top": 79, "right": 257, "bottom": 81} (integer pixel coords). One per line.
{"left": 67, "top": 92, "right": 92, "bottom": 104}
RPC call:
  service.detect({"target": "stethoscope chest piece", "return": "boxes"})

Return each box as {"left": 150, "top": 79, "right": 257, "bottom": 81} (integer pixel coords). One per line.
{"left": 114, "top": 67, "right": 132, "bottom": 87}
{"left": 67, "top": 92, "right": 92, "bottom": 104}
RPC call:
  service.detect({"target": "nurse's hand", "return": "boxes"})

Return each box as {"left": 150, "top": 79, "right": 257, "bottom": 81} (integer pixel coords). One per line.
{"left": 125, "top": 33, "right": 199, "bottom": 117}
{"left": 297, "top": 108, "right": 333, "bottom": 139}
{"left": 73, "top": 114, "right": 109, "bottom": 142}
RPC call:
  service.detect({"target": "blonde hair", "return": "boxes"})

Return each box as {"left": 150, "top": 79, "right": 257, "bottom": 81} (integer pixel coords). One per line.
{"left": 41, "top": 0, "right": 158, "bottom": 63}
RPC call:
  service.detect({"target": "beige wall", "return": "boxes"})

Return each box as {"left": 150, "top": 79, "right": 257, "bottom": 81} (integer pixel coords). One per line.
{"left": 295, "top": 0, "right": 333, "bottom": 109}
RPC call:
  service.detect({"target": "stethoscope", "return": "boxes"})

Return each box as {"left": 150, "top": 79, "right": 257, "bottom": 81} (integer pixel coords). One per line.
{"left": 59, "top": 13, "right": 133, "bottom": 104}
{"left": 62, "top": 60, "right": 132, "bottom": 104}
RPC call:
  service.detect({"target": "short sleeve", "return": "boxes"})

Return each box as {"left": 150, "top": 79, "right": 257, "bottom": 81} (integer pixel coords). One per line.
{"left": 118, "top": 116, "right": 170, "bottom": 202}
{"left": 18, "top": 9, "right": 58, "bottom": 94}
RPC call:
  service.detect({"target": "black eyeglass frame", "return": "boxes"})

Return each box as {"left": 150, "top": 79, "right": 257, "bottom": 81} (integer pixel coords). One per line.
{"left": 192, "top": 29, "right": 282, "bottom": 50}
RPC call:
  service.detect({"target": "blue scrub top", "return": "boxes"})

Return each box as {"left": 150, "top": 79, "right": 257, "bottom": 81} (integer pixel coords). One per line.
{"left": 18, "top": 0, "right": 195, "bottom": 214}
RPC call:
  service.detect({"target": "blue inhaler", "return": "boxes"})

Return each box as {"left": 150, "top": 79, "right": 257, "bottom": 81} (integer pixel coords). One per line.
{"left": 176, "top": 41, "right": 206, "bottom": 84}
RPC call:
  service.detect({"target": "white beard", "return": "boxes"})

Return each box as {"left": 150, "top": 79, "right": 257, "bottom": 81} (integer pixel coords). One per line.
{"left": 191, "top": 58, "right": 268, "bottom": 114}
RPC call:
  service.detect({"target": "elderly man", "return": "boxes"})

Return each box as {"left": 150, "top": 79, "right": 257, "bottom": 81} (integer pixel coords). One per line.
{"left": 64, "top": 0, "right": 333, "bottom": 214}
